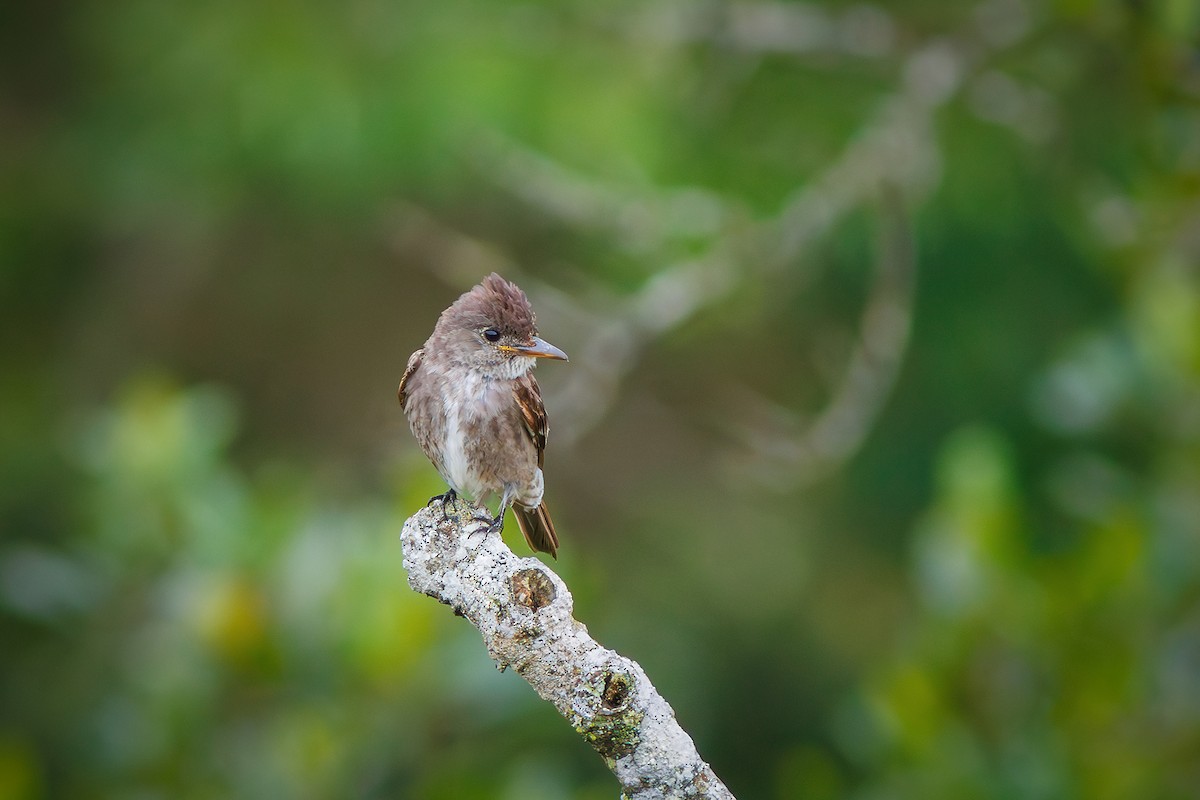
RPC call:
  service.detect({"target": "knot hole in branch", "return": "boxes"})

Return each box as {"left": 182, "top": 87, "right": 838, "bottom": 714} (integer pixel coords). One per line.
{"left": 511, "top": 567, "right": 556, "bottom": 611}
{"left": 601, "top": 671, "right": 631, "bottom": 713}
{"left": 578, "top": 667, "right": 642, "bottom": 760}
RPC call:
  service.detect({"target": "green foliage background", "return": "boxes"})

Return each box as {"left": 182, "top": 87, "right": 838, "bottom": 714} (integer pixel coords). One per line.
{"left": 3, "top": 1, "right": 1199, "bottom": 798}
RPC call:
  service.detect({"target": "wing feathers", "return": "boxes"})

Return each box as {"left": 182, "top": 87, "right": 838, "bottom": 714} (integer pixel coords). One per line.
{"left": 397, "top": 348, "right": 424, "bottom": 408}
{"left": 512, "top": 373, "right": 548, "bottom": 468}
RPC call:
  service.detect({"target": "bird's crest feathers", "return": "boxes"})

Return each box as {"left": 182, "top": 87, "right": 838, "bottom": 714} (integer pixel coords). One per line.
{"left": 444, "top": 272, "right": 537, "bottom": 337}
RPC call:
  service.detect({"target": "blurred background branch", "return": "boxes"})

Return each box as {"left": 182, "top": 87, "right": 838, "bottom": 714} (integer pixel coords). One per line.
{"left": 3, "top": 0, "right": 1199, "bottom": 797}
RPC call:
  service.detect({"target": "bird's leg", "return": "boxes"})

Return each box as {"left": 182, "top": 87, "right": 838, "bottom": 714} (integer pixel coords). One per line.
{"left": 484, "top": 486, "right": 516, "bottom": 534}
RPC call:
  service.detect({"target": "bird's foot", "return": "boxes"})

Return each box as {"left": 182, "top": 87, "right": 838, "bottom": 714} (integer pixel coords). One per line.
{"left": 426, "top": 488, "right": 457, "bottom": 506}
{"left": 467, "top": 506, "right": 505, "bottom": 534}
{"left": 427, "top": 489, "right": 458, "bottom": 520}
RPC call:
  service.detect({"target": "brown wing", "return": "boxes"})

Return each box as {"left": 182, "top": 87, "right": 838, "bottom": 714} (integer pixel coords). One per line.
{"left": 512, "top": 374, "right": 559, "bottom": 558}
{"left": 512, "top": 373, "right": 547, "bottom": 467}
{"left": 397, "top": 348, "right": 424, "bottom": 408}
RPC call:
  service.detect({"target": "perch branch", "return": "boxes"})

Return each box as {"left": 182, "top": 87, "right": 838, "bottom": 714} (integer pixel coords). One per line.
{"left": 400, "top": 501, "right": 735, "bottom": 800}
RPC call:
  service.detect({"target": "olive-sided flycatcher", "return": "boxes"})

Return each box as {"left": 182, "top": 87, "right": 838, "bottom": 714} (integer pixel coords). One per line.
{"left": 398, "top": 273, "right": 568, "bottom": 557}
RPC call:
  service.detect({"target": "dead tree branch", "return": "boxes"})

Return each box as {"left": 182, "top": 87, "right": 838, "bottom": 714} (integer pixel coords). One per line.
{"left": 400, "top": 501, "right": 735, "bottom": 800}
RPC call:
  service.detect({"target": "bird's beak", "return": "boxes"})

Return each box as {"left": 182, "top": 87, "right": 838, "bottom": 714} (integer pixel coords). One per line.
{"left": 508, "top": 336, "right": 569, "bottom": 361}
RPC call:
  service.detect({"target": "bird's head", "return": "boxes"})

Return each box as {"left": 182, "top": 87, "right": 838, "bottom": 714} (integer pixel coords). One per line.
{"left": 434, "top": 273, "right": 568, "bottom": 378}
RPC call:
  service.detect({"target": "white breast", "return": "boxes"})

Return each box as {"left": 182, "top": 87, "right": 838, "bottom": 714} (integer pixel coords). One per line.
{"left": 438, "top": 370, "right": 508, "bottom": 500}
{"left": 441, "top": 395, "right": 477, "bottom": 498}
{"left": 437, "top": 356, "right": 539, "bottom": 501}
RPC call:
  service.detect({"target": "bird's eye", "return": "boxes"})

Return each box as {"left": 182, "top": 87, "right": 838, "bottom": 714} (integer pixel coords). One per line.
{"left": 482, "top": 328, "right": 501, "bottom": 342}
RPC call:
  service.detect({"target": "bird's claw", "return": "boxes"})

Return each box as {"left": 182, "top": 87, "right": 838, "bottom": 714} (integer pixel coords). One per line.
{"left": 427, "top": 489, "right": 458, "bottom": 520}
{"left": 467, "top": 507, "right": 505, "bottom": 534}
{"left": 426, "top": 488, "right": 457, "bottom": 506}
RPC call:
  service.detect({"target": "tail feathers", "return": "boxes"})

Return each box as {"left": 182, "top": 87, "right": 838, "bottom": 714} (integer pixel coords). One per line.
{"left": 513, "top": 502, "right": 559, "bottom": 559}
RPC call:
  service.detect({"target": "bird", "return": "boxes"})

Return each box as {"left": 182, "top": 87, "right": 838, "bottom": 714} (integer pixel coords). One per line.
{"left": 398, "top": 273, "right": 568, "bottom": 558}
